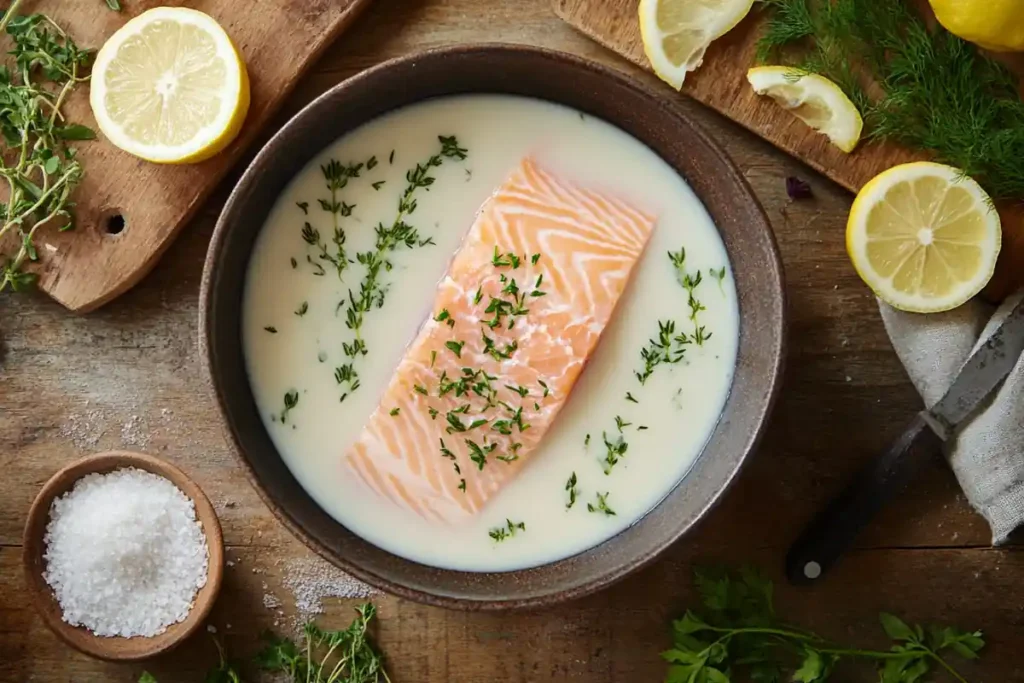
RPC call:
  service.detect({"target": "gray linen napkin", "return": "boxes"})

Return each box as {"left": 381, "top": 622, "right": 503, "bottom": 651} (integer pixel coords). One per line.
{"left": 879, "top": 290, "right": 1024, "bottom": 544}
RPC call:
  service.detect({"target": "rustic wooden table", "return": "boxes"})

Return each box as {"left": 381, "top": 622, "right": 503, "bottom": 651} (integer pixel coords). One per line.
{"left": 2, "top": 0, "right": 1021, "bottom": 680}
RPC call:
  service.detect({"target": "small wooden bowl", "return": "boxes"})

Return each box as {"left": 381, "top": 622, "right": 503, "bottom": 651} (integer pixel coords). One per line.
{"left": 22, "top": 451, "right": 224, "bottom": 661}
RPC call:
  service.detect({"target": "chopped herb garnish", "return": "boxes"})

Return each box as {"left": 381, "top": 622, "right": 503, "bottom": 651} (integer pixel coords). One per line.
{"left": 489, "top": 518, "right": 525, "bottom": 542}
{"left": 638, "top": 425, "right": 649, "bottom": 431}
{"left": 445, "top": 340, "right": 465, "bottom": 358}
{"left": 295, "top": 301, "right": 308, "bottom": 317}
{"left": 466, "top": 439, "right": 495, "bottom": 469}
{"left": 458, "top": 479, "right": 466, "bottom": 492}
{"left": 585, "top": 433, "right": 591, "bottom": 447}
{"left": 290, "top": 257, "right": 298, "bottom": 269}
{"left": 366, "top": 156, "right": 378, "bottom": 170}
{"left": 264, "top": 326, "right": 278, "bottom": 334}
{"left": 710, "top": 266, "right": 727, "bottom": 293}
{"left": 468, "top": 418, "right": 488, "bottom": 430}
{"left": 334, "top": 365, "right": 360, "bottom": 400}
{"left": 296, "top": 201, "right": 309, "bottom": 214}
{"left": 428, "top": 407, "right": 439, "bottom": 420}
{"left": 625, "top": 392, "right": 638, "bottom": 404}
{"left": 280, "top": 390, "right": 299, "bottom": 423}
{"left": 473, "top": 287, "right": 483, "bottom": 305}
{"left": 389, "top": 407, "right": 400, "bottom": 416}
{"left": 372, "top": 180, "right": 385, "bottom": 191}
{"left": 531, "top": 253, "right": 541, "bottom": 265}
{"left": 587, "top": 492, "right": 616, "bottom": 516}
{"left": 565, "top": 472, "right": 579, "bottom": 509}
{"left": 505, "top": 384, "right": 529, "bottom": 398}
{"left": 430, "top": 350, "right": 437, "bottom": 367}
{"left": 446, "top": 411, "right": 467, "bottom": 433}
{"left": 601, "top": 431, "right": 628, "bottom": 474}
{"left": 388, "top": 150, "right": 395, "bottom": 165}
{"left": 615, "top": 415, "right": 632, "bottom": 432}
{"left": 538, "top": 380, "right": 550, "bottom": 398}
{"left": 414, "top": 384, "right": 429, "bottom": 395}
{"left": 636, "top": 319, "right": 688, "bottom": 385}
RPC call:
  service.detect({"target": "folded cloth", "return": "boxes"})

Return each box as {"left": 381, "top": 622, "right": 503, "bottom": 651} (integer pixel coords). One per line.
{"left": 880, "top": 290, "right": 1024, "bottom": 544}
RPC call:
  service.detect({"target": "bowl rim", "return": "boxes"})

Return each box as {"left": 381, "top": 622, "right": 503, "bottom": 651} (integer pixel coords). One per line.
{"left": 200, "top": 42, "right": 786, "bottom": 610}
{"left": 22, "top": 451, "right": 224, "bottom": 661}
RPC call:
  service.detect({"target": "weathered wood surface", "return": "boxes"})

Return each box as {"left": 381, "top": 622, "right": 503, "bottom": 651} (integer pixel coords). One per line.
{"left": 25, "top": 0, "right": 372, "bottom": 313}
{"left": 2, "top": 0, "right": 1023, "bottom": 680}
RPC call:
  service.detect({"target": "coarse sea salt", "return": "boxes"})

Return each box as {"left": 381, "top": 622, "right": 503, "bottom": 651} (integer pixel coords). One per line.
{"left": 43, "top": 467, "right": 209, "bottom": 638}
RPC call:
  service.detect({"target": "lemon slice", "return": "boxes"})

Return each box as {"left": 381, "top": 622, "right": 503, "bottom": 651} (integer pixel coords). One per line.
{"left": 847, "top": 162, "right": 1001, "bottom": 313}
{"left": 90, "top": 7, "right": 250, "bottom": 164}
{"left": 639, "top": 0, "right": 755, "bottom": 90}
{"left": 747, "top": 66, "right": 863, "bottom": 153}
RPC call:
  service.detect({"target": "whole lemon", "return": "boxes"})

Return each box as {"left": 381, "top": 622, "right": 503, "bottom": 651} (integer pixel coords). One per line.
{"left": 930, "top": 0, "right": 1024, "bottom": 52}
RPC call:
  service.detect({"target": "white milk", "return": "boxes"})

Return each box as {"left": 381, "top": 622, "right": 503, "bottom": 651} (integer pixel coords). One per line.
{"left": 242, "top": 95, "right": 739, "bottom": 571}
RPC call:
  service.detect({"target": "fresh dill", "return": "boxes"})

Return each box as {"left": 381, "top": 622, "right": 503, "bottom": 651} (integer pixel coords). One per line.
{"left": 587, "top": 492, "right": 616, "bottom": 516}
{"left": 565, "top": 472, "right": 579, "bottom": 509}
{"left": 0, "top": 7, "right": 95, "bottom": 293}
{"left": 757, "top": 0, "right": 1024, "bottom": 201}
{"left": 488, "top": 518, "right": 526, "bottom": 542}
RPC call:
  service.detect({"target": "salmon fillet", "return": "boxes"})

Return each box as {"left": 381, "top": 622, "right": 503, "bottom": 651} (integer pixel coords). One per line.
{"left": 344, "top": 157, "right": 656, "bottom": 522}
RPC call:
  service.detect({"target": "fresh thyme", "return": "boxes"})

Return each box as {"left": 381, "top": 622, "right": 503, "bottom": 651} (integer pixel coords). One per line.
{"left": 294, "top": 301, "right": 308, "bottom": 317}
{"left": 264, "top": 326, "right": 277, "bottom": 333}
{"left": 565, "top": 472, "right": 579, "bottom": 509}
{"left": 0, "top": 6, "right": 95, "bottom": 293}
{"left": 389, "top": 407, "right": 400, "bottom": 416}
{"left": 488, "top": 518, "right": 526, "bottom": 542}
{"left": 334, "top": 136, "right": 468, "bottom": 398}
{"left": 277, "top": 390, "right": 299, "bottom": 423}
{"left": 758, "top": 0, "right": 1024, "bottom": 201}
{"left": 601, "top": 431, "right": 628, "bottom": 474}
{"left": 587, "top": 491, "right": 616, "bottom": 516}
{"left": 709, "top": 266, "right": 726, "bottom": 294}
{"left": 669, "top": 248, "right": 711, "bottom": 346}
{"left": 664, "top": 567, "right": 984, "bottom": 683}
{"left": 625, "top": 392, "right": 638, "bottom": 404}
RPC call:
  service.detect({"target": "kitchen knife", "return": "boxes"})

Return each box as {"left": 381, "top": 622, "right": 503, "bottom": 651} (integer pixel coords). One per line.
{"left": 786, "top": 296, "right": 1024, "bottom": 584}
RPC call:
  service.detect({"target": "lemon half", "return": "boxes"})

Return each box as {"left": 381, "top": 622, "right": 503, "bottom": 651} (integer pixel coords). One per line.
{"left": 747, "top": 66, "right": 863, "bottom": 153}
{"left": 847, "top": 163, "right": 1001, "bottom": 313}
{"left": 639, "top": 0, "right": 755, "bottom": 90}
{"left": 90, "top": 7, "right": 250, "bottom": 164}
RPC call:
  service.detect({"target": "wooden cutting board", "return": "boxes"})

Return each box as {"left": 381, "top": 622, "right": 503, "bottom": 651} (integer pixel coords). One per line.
{"left": 553, "top": 0, "right": 1024, "bottom": 299}
{"left": 20, "top": 0, "right": 372, "bottom": 312}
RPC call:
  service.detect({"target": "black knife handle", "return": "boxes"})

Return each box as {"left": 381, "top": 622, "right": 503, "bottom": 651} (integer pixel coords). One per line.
{"left": 785, "top": 412, "right": 944, "bottom": 584}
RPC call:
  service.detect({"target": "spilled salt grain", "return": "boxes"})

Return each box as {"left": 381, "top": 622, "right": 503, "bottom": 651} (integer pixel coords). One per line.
{"left": 43, "top": 468, "right": 209, "bottom": 637}
{"left": 281, "top": 557, "right": 376, "bottom": 618}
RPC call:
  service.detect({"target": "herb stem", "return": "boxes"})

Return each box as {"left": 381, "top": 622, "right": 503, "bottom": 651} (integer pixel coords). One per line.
{"left": 0, "top": 0, "right": 26, "bottom": 34}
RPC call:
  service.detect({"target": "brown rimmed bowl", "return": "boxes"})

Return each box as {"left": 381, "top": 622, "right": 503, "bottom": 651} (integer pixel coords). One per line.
{"left": 23, "top": 451, "right": 224, "bottom": 660}
{"left": 200, "top": 44, "right": 785, "bottom": 610}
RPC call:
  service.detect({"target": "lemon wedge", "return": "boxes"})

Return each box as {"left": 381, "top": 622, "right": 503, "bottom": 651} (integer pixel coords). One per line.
{"left": 639, "top": 0, "right": 755, "bottom": 90}
{"left": 847, "top": 162, "right": 1001, "bottom": 313}
{"left": 747, "top": 66, "right": 863, "bottom": 153}
{"left": 90, "top": 7, "right": 250, "bottom": 164}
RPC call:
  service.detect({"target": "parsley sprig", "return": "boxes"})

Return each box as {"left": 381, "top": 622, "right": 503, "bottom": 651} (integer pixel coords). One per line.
{"left": 0, "top": 6, "right": 94, "bottom": 292}
{"left": 664, "top": 568, "right": 984, "bottom": 683}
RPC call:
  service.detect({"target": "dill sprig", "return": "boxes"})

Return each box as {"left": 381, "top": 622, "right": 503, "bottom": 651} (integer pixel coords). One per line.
{"left": 0, "top": 6, "right": 94, "bottom": 292}
{"left": 757, "top": 0, "right": 1024, "bottom": 200}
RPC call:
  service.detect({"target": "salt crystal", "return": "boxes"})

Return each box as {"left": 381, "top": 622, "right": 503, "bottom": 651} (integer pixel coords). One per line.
{"left": 42, "top": 468, "right": 209, "bottom": 638}
{"left": 282, "top": 557, "right": 376, "bottom": 618}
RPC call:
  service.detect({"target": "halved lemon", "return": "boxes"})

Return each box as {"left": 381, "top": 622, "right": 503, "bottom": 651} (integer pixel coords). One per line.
{"left": 90, "top": 7, "right": 250, "bottom": 164}
{"left": 639, "top": 0, "right": 755, "bottom": 90}
{"left": 747, "top": 66, "right": 863, "bottom": 153}
{"left": 847, "top": 162, "right": 1001, "bottom": 313}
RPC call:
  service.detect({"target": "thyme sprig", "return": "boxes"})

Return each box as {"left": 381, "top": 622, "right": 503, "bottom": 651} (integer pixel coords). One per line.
{"left": 0, "top": 5, "right": 94, "bottom": 292}
{"left": 488, "top": 518, "right": 525, "bottom": 542}
{"left": 333, "top": 136, "right": 468, "bottom": 399}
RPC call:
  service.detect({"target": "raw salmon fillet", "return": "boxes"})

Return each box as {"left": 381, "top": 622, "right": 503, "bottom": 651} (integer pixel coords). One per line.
{"left": 344, "top": 157, "right": 656, "bottom": 522}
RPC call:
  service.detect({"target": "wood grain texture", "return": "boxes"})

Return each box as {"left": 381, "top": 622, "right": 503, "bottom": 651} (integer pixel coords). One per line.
{"left": 552, "top": 0, "right": 1024, "bottom": 298}
{"left": 24, "top": 0, "right": 372, "bottom": 313}
{"left": 2, "top": 0, "right": 1023, "bottom": 680}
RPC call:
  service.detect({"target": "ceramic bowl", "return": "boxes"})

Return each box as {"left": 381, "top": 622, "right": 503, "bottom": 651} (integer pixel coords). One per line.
{"left": 23, "top": 451, "right": 224, "bottom": 660}
{"left": 200, "top": 44, "right": 785, "bottom": 609}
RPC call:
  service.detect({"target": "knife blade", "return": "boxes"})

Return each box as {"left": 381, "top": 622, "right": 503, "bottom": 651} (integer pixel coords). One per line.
{"left": 786, "top": 296, "right": 1024, "bottom": 584}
